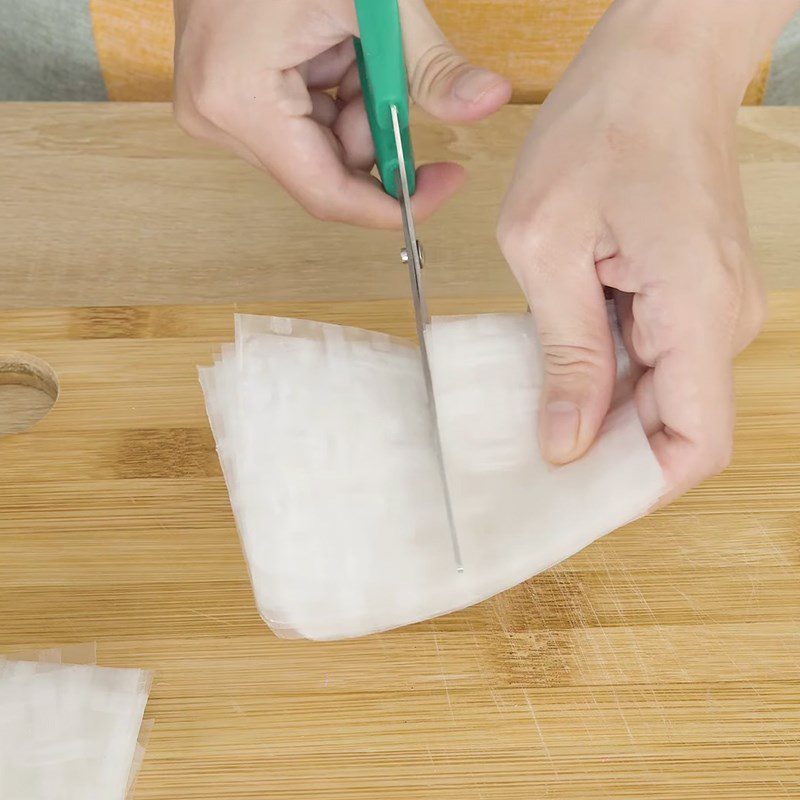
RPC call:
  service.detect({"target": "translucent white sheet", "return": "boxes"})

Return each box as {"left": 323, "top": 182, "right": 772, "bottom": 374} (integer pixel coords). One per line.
{"left": 0, "top": 647, "right": 152, "bottom": 800}
{"left": 200, "top": 310, "right": 665, "bottom": 640}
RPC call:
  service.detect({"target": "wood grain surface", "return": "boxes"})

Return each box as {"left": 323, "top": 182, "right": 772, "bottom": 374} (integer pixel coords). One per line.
{"left": 0, "top": 292, "right": 798, "bottom": 798}
{"left": 0, "top": 101, "right": 799, "bottom": 798}
{"left": 1, "top": 104, "right": 799, "bottom": 312}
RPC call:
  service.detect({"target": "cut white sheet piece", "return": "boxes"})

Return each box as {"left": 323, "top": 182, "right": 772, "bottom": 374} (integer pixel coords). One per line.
{"left": 0, "top": 648, "right": 152, "bottom": 800}
{"left": 200, "top": 310, "right": 664, "bottom": 641}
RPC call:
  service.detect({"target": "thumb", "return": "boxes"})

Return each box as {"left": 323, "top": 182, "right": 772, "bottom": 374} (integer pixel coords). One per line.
{"left": 507, "top": 240, "right": 617, "bottom": 465}
{"left": 399, "top": 0, "right": 511, "bottom": 123}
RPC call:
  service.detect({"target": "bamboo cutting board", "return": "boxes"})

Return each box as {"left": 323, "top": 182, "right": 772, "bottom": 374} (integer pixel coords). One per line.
{"left": 0, "top": 293, "right": 798, "bottom": 799}
{"left": 3, "top": 104, "right": 800, "bottom": 311}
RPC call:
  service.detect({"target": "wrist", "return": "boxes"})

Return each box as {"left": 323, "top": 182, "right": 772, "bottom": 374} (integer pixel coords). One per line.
{"left": 607, "top": 0, "right": 799, "bottom": 107}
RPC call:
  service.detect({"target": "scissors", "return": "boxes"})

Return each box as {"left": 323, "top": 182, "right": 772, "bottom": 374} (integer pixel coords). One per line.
{"left": 353, "top": 0, "right": 463, "bottom": 572}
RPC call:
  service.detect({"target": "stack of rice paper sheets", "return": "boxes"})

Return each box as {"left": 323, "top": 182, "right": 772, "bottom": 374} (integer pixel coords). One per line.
{"left": 0, "top": 644, "right": 152, "bottom": 799}
{"left": 200, "top": 309, "right": 664, "bottom": 641}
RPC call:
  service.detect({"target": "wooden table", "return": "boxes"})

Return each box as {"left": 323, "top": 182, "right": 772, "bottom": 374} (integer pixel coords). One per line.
{"left": 0, "top": 104, "right": 799, "bottom": 798}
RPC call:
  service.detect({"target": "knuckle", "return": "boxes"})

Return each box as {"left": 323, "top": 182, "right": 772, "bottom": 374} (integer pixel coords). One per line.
{"left": 541, "top": 340, "right": 608, "bottom": 379}
{"left": 707, "top": 242, "right": 765, "bottom": 347}
{"left": 303, "top": 191, "right": 338, "bottom": 223}
{"left": 305, "top": 199, "right": 333, "bottom": 222}
{"left": 495, "top": 209, "right": 516, "bottom": 252}
{"left": 495, "top": 214, "right": 525, "bottom": 267}
{"left": 409, "top": 42, "right": 464, "bottom": 100}
{"left": 639, "top": 239, "right": 765, "bottom": 355}
{"left": 190, "top": 78, "right": 234, "bottom": 130}
{"left": 630, "top": 288, "right": 683, "bottom": 358}
{"left": 699, "top": 434, "right": 734, "bottom": 478}
{"left": 741, "top": 284, "right": 768, "bottom": 343}
{"left": 172, "top": 98, "right": 202, "bottom": 137}
{"left": 496, "top": 209, "right": 553, "bottom": 277}
{"left": 173, "top": 49, "right": 229, "bottom": 133}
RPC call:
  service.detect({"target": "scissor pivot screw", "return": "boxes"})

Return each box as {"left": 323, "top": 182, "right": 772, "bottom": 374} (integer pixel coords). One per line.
{"left": 400, "top": 241, "right": 425, "bottom": 268}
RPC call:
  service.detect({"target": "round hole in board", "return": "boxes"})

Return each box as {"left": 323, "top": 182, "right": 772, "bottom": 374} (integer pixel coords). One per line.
{"left": 0, "top": 352, "right": 59, "bottom": 436}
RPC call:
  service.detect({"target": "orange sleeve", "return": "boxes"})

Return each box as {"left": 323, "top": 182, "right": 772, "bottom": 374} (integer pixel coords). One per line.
{"left": 87, "top": 0, "right": 767, "bottom": 104}
{"left": 89, "top": 0, "right": 174, "bottom": 101}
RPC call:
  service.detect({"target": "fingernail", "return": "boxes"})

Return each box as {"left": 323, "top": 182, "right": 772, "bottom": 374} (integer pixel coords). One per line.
{"left": 453, "top": 69, "right": 502, "bottom": 103}
{"left": 542, "top": 400, "right": 581, "bottom": 464}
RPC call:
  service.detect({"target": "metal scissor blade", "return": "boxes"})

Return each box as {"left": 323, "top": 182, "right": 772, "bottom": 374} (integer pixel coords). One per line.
{"left": 390, "top": 105, "right": 463, "bottom": 573}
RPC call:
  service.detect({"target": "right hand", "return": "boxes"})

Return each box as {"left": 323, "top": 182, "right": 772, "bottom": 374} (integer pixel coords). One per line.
{"left": 173, "top": 0, "right": 511, "bottom": 227}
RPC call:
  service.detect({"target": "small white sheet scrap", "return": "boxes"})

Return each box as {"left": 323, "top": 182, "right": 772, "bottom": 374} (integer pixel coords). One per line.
{"left": 0, "top": 646, "right": 151, "bottom": 800}
{"left": 200, "top": 310, "right": 664, "bottom": 641}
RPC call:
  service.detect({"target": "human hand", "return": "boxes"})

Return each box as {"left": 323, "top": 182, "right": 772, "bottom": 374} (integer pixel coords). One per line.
{"left": 173, "top": 0, "right": 510, "bottom": 227}
{"left": 495, "top": 0, "right": 791, "bottom": 503}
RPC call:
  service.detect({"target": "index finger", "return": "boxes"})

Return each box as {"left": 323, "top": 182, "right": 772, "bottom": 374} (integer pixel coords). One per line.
{"left": 246, "top": 83, "right": 464, "bottom": 227}
{"left": 274, "top": 115, "right": 464, "bottom": 227}
{"left": 636, "top": 332, "right": 736, "bottom": 506}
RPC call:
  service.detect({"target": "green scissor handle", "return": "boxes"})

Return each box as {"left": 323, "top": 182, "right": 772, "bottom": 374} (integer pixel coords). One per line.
{"left": 353, "top": 0, "right": 415, "bottom": 199}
